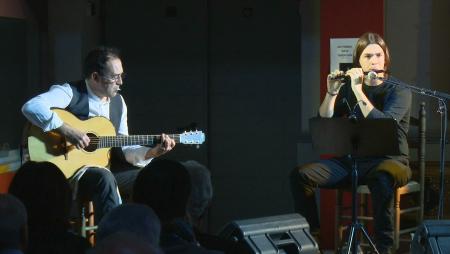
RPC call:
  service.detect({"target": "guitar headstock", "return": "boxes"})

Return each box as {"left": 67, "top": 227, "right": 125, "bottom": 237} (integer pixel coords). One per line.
{"left": 179, "top": 131, "right": 205, "bottom": 145}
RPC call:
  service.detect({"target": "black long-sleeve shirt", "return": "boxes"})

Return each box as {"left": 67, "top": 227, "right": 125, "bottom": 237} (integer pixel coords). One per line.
{"left": 333, "top": 76, "right": 412, "bottom": 161}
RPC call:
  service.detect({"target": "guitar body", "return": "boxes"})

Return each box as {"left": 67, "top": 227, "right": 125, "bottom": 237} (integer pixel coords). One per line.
{"left": 27, "top": 109, "right": 116, "bottom": 178}
{"left": 27, "top": 109, "right": 206, "bottom": 178}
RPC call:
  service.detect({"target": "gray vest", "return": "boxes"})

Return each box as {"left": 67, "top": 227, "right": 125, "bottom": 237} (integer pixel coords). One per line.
{"left": 67, "top": 81, "right": 133, "bottom": 171}
{"left": 67, "top": 80, "right": 123, "bottom": 134}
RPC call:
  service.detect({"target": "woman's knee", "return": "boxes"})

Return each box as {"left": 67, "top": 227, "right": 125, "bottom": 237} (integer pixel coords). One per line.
{"left": 289, "top": 165, "right": 311, "bottom": 185}
{"left": 373, "top": 160, "right": 411, "bottom": 187}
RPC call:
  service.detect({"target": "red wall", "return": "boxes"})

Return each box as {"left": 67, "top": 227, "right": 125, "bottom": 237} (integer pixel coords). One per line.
{"left": 319, "top": 0, "right": 384, "bottom": 249}
{"left": 0, "top": 172, "right": 15, "bottom": 193}
{"left": 320, "top": 0, "right": 384, "bottom": 98}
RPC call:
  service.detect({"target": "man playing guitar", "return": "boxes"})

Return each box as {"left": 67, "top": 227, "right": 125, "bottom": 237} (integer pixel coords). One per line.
{"left": 22, "top": 47, "right": 176, "bottom": 221}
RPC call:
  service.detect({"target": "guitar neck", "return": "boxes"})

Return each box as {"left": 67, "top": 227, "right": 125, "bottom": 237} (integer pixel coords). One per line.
{"left": 96, "top": 134, "right": 180, "bottom": 148}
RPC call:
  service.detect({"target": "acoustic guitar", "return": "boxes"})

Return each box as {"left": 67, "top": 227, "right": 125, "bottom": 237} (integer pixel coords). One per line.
{"left": 26, "top": 109, "right": 205, "bottom": 178}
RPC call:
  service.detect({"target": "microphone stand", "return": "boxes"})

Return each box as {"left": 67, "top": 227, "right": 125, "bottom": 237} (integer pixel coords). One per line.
{"left": 377, "top": 77, "right": 449, "bottom": 219}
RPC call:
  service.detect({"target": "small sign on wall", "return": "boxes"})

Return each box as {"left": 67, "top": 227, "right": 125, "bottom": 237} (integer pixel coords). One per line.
{"left": 330, "top": 38, "right": 358, "bottom": 73}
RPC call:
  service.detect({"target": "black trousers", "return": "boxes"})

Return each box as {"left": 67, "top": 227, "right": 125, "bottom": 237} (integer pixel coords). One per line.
{"left": 77, "top": 167, "right": 121, "bottom": 222}
{"left": 289, "top": 156, "right": 410, "bottom": 253}
{"left": 77, "top": 167, "right": 140, "bottom": 222}
{"left": 114, "top": 169, "right": 141, "bottom": 202}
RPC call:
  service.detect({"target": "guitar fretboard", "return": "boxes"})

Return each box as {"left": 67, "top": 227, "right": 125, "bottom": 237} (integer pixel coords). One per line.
{"left": 95, "top": 134, "right": 181, "bottom": 148}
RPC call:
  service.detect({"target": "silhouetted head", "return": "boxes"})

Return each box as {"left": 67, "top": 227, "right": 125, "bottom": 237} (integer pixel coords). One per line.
{"left": 9, "top": 161, "right": 72, "bottom": 232}
{"left": 133, "top": 159, "right": 191, "bottom": 223}
{"left": 97, "top": 203, "right": 161, "bottom": 246}
{"left": 181, "top": 160, "right": 213, "bottom": 224}
{"left": 0, "top": 193, "right": 28, "bottom": 251}
{"left": 95, "top": 232, "right": 162, "bottom": 254}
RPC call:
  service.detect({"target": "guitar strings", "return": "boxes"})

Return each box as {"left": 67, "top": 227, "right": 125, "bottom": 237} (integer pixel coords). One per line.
{"left": 86, "top": 135, "right": 183, "bottom": 145}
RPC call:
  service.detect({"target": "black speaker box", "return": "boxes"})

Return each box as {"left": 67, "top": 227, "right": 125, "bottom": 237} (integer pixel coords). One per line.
{"left": 411, "top": 220, "right": 450, "bottom": 254}
{"left": 219, "top": 213, "right": 318, "bottom": 254}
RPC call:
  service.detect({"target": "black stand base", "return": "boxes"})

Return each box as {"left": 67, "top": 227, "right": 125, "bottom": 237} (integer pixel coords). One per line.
{"left": 341, "top": 157, "right": 380, "bottom": 254}
{"left": 309, "top": 117, "right": 400, "bottom": 254}
{"left": 344, "top": 222, "right": 379, "bottom": 254}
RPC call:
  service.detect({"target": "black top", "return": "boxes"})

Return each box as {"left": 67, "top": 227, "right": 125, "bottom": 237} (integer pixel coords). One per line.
{"left": 333, "top": 76, "right": 412, "bottom": 162}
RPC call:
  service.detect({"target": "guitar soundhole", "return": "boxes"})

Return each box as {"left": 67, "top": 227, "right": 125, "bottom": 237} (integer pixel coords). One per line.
{"left": 85, "top": 133, "right": 99, "bottom": 152}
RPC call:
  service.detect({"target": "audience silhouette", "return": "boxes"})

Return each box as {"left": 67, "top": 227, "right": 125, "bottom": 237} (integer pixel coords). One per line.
{"left": 0, "top": 193, "right": 28, "bottom": 253}
{"left": 94, "top": 232, "right": 162, "bottom": 254}
{"left": 96, "top": 203, "right": 161, "bottom": 247}
{"left": 9, "top": 161, "right": 90, "bottom": 254}
{"left": 133, "top": 159, "right": 222, "bottom": 254}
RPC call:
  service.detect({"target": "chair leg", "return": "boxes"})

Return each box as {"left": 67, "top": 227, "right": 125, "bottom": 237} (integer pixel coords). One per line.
{"left": 80, "top": 201, "right": 96, "bottom": 246}
{"left": 335, "top": 190, "right": 342, "bottom": 251}
{"left": 86, "top": 201, "right": 95, "bottom": 246}
{"left": 394, "top": 190, "right": 401, "bottom": 250}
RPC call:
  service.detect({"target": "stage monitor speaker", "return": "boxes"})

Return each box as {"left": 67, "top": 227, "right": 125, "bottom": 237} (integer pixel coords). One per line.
{"left": 411, "top": 220, "right": 450, "bottom": 254}
{"left": 219, "top": 213, "right": 318, "bottom": 254}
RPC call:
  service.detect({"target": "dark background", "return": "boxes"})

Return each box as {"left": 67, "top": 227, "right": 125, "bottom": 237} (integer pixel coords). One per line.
{"left": 1, "top": 0, "right": 449, "bottom": 233}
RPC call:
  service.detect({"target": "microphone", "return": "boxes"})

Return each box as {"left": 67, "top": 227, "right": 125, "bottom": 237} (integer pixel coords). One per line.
{"left": 366, "top": 71, "right": 378, "bottom": 80}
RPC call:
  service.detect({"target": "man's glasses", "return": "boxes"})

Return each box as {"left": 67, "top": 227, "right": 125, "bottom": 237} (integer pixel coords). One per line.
{"left": 102, "top": 73, "right": 126, "bottom": 83}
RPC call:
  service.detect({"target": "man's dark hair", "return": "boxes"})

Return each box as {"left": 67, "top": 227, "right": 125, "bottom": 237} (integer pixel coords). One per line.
{"left": 133, "top": 159, "right": 191, "bottom": 223}
{"left": 83, "top": 46, "right": 121, "bottom": 78}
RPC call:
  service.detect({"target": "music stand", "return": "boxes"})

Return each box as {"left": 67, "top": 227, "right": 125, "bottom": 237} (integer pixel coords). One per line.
{"left": 309, "top": 117, "right": 400, "bottom": 254}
